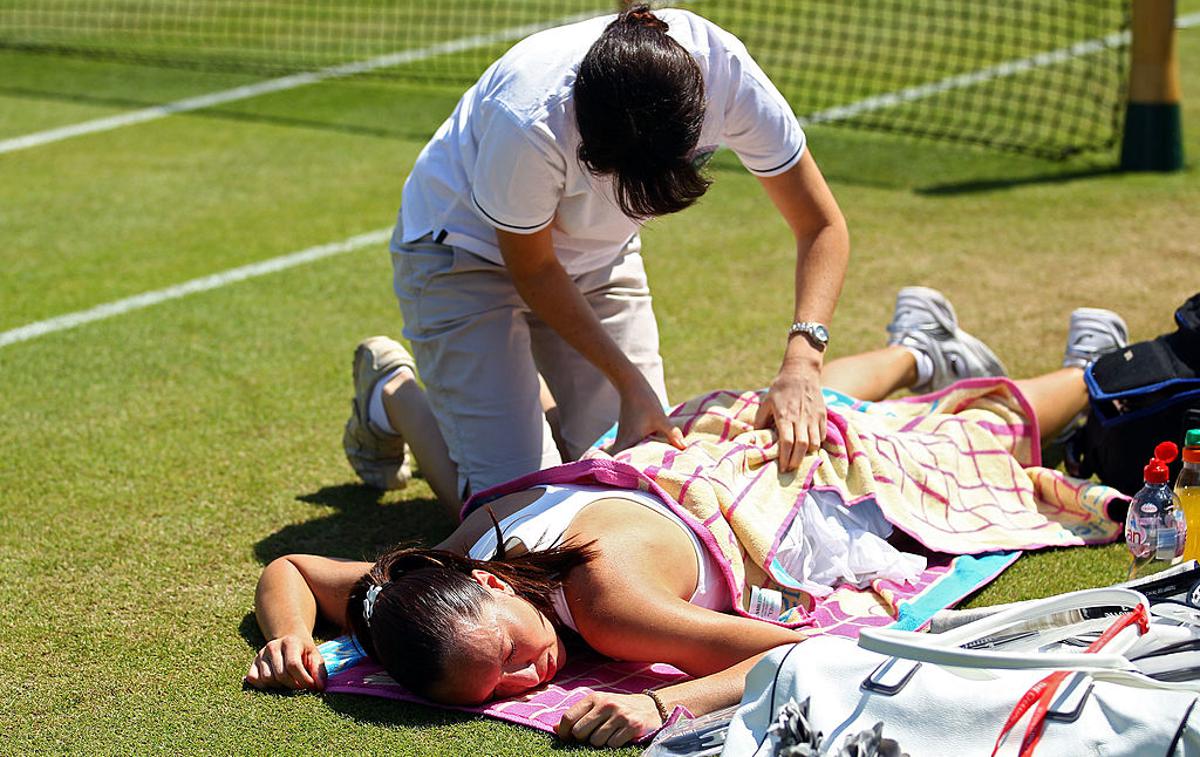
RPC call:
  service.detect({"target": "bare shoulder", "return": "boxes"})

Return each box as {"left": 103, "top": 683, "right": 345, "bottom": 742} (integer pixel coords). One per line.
{"left": 562, "top": 498, "right": 699, "bottom": 622}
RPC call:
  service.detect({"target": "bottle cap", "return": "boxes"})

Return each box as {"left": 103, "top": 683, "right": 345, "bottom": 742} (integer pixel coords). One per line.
{"left": 1145, "top": 441, "right": 1179, "bottom": 484}
{"left": 1157, "top": 441, "right": 1179, "bottom": 462}
{"left": 1184, "top": 432, "right": 1200, "bottom": 464}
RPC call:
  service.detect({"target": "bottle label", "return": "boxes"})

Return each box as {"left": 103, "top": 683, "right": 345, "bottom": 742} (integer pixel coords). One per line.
{"left": 1157, "top": 521, "right": 1178, "bottom": 562}
{"left": 748, "top": 586, "right": 783, "bottom": 620}
{"left": 1127, "top": 517, "right": 1156, "bottom": 559}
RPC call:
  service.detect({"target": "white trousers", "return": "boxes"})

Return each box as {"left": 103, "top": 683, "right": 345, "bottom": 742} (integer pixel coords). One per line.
{"left": 392, "top": 238, "right": 668, "bottom": 497}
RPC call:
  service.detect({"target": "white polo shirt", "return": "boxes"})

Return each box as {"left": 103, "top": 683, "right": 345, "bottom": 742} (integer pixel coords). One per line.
{"left": 395, "top": 9, "right": 805, "bottom": 276}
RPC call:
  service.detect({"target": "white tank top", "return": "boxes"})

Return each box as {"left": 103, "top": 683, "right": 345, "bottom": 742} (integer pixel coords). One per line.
{"left": 467, "top": 484, "right": 731, "bottom": 631}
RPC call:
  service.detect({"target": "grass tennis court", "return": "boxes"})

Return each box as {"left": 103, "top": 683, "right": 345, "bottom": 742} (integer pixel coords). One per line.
{"left": 2, "top": 3, "right": 1198, "bottom": 753}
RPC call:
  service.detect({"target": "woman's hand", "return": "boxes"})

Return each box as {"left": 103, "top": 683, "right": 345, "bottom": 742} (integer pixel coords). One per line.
{"left": 611, "top": 376, "right": 685, "bottom": 454}
{"left": 556, "top": 691, "right": 664, "bottom": 747}
{"left": 245, "top": 633, "right": 327, "bottom": 691}
{"left": 754, "top": 350, "right": 827, "bottom": 472}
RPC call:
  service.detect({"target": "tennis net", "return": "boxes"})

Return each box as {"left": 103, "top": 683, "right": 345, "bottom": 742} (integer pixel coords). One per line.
{"left": 0, "top": 1, "right": 1132, "bottom": 158}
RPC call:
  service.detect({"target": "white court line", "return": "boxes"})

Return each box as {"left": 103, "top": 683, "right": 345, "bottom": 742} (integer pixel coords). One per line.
{"left": 2, "top": 11, "right": 1198, "bottom": 349}
{"left": 0, "top": 10, "right": 603, "bottom": 156}
{"left": 0, "top": 229, "right": 391, "bottom": 347}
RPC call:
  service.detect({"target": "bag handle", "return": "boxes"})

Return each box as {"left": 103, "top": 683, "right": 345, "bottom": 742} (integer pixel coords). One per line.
{"left": 858, "top": 588, "right": 1150, "bottom": 671}
{"left": 858, "top": 628, "right": 1135, "bottom": 672}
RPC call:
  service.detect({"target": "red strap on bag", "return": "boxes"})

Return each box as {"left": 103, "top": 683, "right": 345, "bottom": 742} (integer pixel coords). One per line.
{"left": 1081, "top": 604, "right": 1151, "bottom": 652}
{"left": 990, "top": 604, "right": 1149, "bottom": 757}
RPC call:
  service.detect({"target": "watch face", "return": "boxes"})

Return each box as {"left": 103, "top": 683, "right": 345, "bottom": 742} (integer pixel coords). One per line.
{"left": 813, "top": 325, "right": 829, "bottom": 343}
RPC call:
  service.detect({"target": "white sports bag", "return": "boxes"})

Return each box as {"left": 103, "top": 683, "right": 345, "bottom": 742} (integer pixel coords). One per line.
{"left": 723, "top": 588, "right": 1200, "bottom": 756}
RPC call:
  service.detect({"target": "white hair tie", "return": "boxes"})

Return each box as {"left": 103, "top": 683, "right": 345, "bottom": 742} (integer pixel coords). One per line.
{"left": 362, "top": 583, "right": 384, "bottom": 626}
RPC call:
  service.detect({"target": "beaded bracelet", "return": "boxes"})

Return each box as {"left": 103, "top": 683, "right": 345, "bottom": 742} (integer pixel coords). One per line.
{"left": 641, "top": 687, "right": 669, "bottom": 725}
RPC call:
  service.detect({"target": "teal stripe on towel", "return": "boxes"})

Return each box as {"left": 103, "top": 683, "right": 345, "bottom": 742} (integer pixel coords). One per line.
{"left": 318, "top": 635, "right": 367, "bottom": 676}
{"left": 889, "top": 551, "right": 1020, "bottom": 632}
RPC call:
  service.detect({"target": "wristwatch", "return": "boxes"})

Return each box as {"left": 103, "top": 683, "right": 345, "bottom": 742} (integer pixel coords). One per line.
{"left": 788, "top": 321, "right": 830, "bottom": 352}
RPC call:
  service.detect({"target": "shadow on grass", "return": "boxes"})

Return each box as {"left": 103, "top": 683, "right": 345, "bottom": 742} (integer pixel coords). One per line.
{"left": 324, "top": 696, "right": 614, "bottom": 753}
{"left": 703, "top": 128, "right": 1122, "bottom": 195}
{"left": 237, "top": 605, "right": 346, "bottom": 652}
{"left": 914, "top": 166, "right": 1121, "bottom": 196}
{"left": 254, "top": 480, "right": 458, "bottom": 566}
{"left": 550, "top": 741, "right": 618, "bottom": 753}
{"left": 238, "top": 611, "right": 265, "bottom": 651}
{"left": 324, "top": 693, "right": 481, "bottom": 730}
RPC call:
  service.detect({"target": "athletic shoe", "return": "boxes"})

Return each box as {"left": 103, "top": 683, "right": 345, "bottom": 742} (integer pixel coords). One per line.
{"left": 887, "top": 287, "right": 1007, "bottom": 393}
{"left": 1062, "top": 307, "right": 1129, "bottom": 370}
{"left": 885, "top": 286, "right": 960, "bottom": 346}
{"left": 1048, "top": 308, "right": 1130, "bottom": 455}
{"left": 895, "top": 328, "right": 1009, "bottom": 393}
{"left": 343, "top": 336, "right": 414, "bottom": 490}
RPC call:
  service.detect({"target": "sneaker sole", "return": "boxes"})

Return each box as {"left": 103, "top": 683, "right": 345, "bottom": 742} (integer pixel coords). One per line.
{"left": 345, "top": 336, "right": 416, "bottom": 490}
{"left": 343, "top": 422, "right": 411, "bottom": 490}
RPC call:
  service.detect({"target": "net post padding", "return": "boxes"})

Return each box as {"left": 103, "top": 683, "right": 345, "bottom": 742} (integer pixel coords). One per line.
{"left": 1120, "top": 0, "right": 1185, "bottom": 171}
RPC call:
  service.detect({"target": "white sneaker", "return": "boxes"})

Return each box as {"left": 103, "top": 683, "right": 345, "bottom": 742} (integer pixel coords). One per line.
{"left": 343, "top": 336, "right": 414, "bottom": 490}
{"left": 886, "top": 286, "right": 958, "bottom": 346}
{"left": 1062, "top": 308, "right": 1129, "bottom": 370}
{"left": 887, "top": 287, "right": 1007, "bottom": 393}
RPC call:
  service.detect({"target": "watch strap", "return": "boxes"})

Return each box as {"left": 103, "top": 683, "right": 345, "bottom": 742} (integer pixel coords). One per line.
{"left": 788, "top": 321, "right": 829, "bottom": 351}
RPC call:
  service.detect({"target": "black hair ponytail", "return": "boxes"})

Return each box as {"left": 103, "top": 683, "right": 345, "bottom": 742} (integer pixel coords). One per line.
{"left": 575, "top": 4, "right": 711, "bottom": 219}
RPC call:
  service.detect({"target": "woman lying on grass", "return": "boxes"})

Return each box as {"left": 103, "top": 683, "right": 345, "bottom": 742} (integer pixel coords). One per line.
{"left": 246, "top": 288, "right": 1129, "bottom": 747}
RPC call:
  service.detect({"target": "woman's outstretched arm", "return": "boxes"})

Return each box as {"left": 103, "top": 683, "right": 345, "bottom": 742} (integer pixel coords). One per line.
{"left": 245, "top": 554, "right": 371, "bottom": 691}
{"left": 556, "top": 644, "right": 781, "bottom": 748}
{"left": 558, "top": 580, "right": 804, "bottom": 747}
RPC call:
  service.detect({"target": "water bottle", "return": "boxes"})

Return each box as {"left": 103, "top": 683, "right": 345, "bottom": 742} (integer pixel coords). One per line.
{"left": 1178, "top": 429, "right": 1200, "bottom": 561}
{"left": 1126, "top": 441, "right": 1185, "bottom": 579}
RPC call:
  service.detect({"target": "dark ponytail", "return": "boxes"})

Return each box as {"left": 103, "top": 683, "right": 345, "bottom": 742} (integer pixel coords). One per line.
{"left": 575, "top": 4, "right": 711, "bottom": 220}
{"left": 346, "top": 524, "right": 595, "bottom": 698}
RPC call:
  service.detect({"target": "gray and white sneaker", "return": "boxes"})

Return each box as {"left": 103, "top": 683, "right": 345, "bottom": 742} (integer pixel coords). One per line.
{"left": 886, "top": 287, "right": 1007, "bottom": 393}
{"left": 886, "top": 286, "right": 959, "bottom": 346}
{"left": 1049, "top": 308, "right": 1129, "bottom": 453}
{"left": 1062, "top": 308, "right": 1129, "bottom": 370}
{"left": 343, "top": 336, "right": 414, "bottom": 490}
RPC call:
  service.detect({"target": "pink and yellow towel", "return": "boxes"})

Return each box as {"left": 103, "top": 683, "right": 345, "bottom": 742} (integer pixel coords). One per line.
{"left": 474, "top": 377, "right": 1123, "bottom": 623}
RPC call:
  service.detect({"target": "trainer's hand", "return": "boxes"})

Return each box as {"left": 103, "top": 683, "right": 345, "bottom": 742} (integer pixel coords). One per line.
{"left": 245, "top": 634, "right": 327, "bottom": 691}
{"left": 611, "top": 377, "right": 685, "bottom": 454}
{"left": 755, "top": 354, "right": 827, "bottom": 472}
{"left": 556, "top": 691, "right": 663, "bottom": 747}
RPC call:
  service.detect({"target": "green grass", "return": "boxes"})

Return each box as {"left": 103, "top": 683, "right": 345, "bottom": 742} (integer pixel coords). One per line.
{"left": 1, "top": 8, "right": 1199, "bottom": 754}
